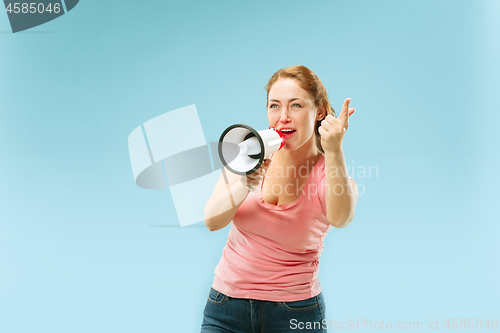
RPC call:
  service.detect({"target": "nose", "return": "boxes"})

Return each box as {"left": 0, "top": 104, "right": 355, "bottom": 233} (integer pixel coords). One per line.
{"left": 279, "top": 107, "right": 290, "bottom": 123}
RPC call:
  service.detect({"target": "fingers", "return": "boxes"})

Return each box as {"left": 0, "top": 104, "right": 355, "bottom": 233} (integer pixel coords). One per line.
{"left": 320, "top": 115, "right": 336, "bottom": 131}
{"left": 318, "top": 125, "right": 326, "bottom": 137}
{"left": 337, "top": 98, "right": 351, "bottom": 129}
{"left": 243, "top": 159, "right": 271, "bottom": 187}
{"left": 254, "top": 160, "right": 271, "bottom": 177}
{"left": 319, "top": 100, "right": 354, "bottom": 137}
{"left": 323, "top": 114, "right": 336, "bottom": 124}
{"left": 247, "top": 172, "right": 264, "bottom": 187}
{"left": 255, "top": 159, "right": 271, "bottom": 175}
{"left": 338, "top": 98, "right": 350, "bottom": 119}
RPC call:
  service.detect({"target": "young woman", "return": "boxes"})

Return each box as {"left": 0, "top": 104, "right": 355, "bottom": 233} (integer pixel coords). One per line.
{"left": 201, "top": 65, "right": 358, "bottom": 333}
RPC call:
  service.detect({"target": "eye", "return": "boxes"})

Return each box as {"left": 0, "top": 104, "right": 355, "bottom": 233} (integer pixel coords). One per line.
{"left": 292, "top": 103, "right": 302, "bottom": 108}
{"left": 269, "top": 104, "right": 279, "bottom": 109}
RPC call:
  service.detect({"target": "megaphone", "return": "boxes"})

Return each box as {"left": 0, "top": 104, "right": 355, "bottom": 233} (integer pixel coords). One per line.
{"left": 218, "top": 125, "right": 285, "bottom": 176}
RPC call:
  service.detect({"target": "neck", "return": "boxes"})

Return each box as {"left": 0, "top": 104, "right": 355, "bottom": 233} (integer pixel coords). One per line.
{"left": 274, "top": 134, "right": 322, "bottom": 167}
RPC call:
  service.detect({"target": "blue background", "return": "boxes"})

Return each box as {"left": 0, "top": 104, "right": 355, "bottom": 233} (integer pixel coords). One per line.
{"left": 1, "top": 0, "right": 498, "bottom": 332}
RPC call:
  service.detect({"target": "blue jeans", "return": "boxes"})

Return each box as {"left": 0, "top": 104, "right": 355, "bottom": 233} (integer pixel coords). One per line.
{"left": 200, "top": 287, "right": 327, "bottom": 332}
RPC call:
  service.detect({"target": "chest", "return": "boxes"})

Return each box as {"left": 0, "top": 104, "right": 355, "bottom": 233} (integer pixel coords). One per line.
{"left": 261, "top": 166, "right": 312, "bottom": 207}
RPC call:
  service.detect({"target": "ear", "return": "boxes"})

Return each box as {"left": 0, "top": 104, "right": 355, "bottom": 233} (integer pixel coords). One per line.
{"left": 316, "top": 106, "right": 326, "bottom": 120}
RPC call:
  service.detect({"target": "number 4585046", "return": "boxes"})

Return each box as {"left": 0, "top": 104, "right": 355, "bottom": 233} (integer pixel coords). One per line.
{"left": 6, "top": 3, "right": 61, "bottom": 14}
{"left": 444, "top": 319, "right": 498, "bottom": 330}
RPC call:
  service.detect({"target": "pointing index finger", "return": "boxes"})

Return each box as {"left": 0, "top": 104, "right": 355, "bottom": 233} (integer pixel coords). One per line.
{"left": 338, "top": 98, "right": 351, "bottom": 125}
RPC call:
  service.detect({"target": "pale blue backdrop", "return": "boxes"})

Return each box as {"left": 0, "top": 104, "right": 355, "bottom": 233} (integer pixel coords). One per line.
{"left": 1, "top": 1, "right": 498, "bottom": 332}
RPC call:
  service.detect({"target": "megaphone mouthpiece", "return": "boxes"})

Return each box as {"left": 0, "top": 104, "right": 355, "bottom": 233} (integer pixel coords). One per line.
{"left": 238, "top": 137, "right": 261, "bottom": 156}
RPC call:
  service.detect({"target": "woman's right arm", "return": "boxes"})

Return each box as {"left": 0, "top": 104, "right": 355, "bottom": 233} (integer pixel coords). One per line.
{"left": 204, "top": 160, "right": 270, "bottom": 231}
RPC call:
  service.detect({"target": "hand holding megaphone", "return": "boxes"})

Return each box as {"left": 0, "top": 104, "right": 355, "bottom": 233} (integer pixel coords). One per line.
{"left": 240, "top": 158, "right": 272, "bottom": 192}
{"left": 218, "top": 124, "right": 285, "bottom": 191}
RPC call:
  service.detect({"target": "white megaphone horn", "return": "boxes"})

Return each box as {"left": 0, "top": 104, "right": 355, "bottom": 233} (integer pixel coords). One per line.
{"left": 218, "top": 124, "right": 285, "bottom": 176}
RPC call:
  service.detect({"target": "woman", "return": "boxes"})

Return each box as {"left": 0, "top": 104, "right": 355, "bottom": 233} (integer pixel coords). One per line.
{"left": 201, "top": 65, "right": 358, "bottom": 332}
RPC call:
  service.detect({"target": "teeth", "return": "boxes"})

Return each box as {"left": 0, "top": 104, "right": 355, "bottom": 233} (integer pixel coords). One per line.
{"left": 281, "top": 129, "right": 295, "bottom": 133}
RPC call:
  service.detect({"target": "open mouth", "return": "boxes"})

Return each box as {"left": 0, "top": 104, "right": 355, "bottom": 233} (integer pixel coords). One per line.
{"left": 280, "top": 129, "right": 296, "bottom": 137}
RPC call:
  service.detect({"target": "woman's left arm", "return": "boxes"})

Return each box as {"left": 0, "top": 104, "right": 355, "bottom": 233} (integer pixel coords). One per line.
{"left": 318, "top": 98, "right": 358, "bottom": 228}
{"left": 324, "top": 148, "right": 359, "bottom": 228}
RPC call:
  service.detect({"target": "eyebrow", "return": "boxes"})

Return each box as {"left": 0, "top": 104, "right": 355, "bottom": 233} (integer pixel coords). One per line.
{"left": 269, "top": 98, "right": 304, "bottom": 103}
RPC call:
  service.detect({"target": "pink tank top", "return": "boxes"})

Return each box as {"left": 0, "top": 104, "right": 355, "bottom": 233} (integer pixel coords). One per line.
{"left": 211, "top": 154, "right": 353, "bottom": 301}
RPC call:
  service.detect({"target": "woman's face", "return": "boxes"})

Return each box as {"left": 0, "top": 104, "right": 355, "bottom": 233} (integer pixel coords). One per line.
{"left": 267, "top": 78, "right": 321, "bottom": 151}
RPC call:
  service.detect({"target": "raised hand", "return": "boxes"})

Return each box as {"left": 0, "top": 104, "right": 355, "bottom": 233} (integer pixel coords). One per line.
{"left": 318, "top": 98, "right": 355, "bottom": 152}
